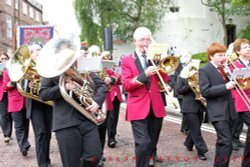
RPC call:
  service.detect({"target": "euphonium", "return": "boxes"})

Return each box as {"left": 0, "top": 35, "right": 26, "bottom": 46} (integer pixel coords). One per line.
{"left": 8, "top": 45, "right": 53, "bottom": 106}
{"left": 180, "top": 61, "right": 207, "bottom": 107}
{"left": 36, "top": 34, "right": 106, "bottom": 125}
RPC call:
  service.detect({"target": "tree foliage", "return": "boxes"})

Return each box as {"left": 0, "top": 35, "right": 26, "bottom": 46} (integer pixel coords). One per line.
{"left": 231, "top": 0, "right": 250, "bottom": 16}
{"left": 200, "top": 0, "right": 232, "bottom": 45}
{"left": 73, "top": 0, "right": 170, "bottom": 47}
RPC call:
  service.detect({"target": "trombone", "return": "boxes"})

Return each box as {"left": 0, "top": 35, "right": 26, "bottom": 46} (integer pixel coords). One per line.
{"left": 145, "top": 44, "right": 179, "bottom": 109}
{"left": 224, "top": 55, "right": 250, "bottom": 111}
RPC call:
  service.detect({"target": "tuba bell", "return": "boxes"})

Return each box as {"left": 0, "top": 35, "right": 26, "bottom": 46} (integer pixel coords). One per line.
{"left": 36, "top": 34, "right": 106, "bottom": 125}
{"left": 180, "top": 60, "right": 207, "bottom": 107}
{"left": 8, "top": 45, "right": 53, "bottom": 106}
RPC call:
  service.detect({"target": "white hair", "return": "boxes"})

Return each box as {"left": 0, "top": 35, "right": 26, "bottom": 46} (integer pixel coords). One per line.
{"left": 133, "top": 27, "right": 152, "bottom": 40}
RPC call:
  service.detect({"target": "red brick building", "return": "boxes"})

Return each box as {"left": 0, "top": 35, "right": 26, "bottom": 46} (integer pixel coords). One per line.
{"left": 0, "top": 0, "right": 44, "bottom": 53}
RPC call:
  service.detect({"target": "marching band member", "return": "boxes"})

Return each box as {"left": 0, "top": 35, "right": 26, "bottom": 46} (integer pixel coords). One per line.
{"left": 173, "top": 52, "right": 192, "bottom": 134}
{"left": 121, "top": 27, "right": 168, "bottom": 167}
{"left": 4, "top": 67, "right": 30, "bottom": 156}
{"left": 199, "top": 42, "right": 237, "bottom": 167}
{"left": 176, "top": 61, "right": 208, "bottom": 160}
{"left": 40, "top": 51, "right": 108, "bottom": 167}
{"left": 106, "top": 65, "right": 123, "bottom": 148}
{"left": 26, "top": 44, "right": 53, "bottom": 167}
{"left": 229, "top": 38, "right": 250, "bottom": 167}
{"left": 0, "top": 52, "right": 12, "bottom": 143}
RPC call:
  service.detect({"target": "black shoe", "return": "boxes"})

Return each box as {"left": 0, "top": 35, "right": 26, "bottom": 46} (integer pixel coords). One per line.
{"left": 198, "top": 154, "right": 207, "bottom": 161}
{"left": 21, "top": 149, "right": 28, "bottom": 156}
{"left": 232, "top": 142, "right": 239, "bottom": 151}
{"left": 98, "top": 158, "right": 104, "bottom": 167}
{"left": 184, "top": 143, "right": 193, "bottom": 151}
{"left": 101, "top": 156, "right": 106, "bottom": 161}
{"left": 4, "top": 137, "right": 10, "bottom": 143}
{"left": 108, "top": 139, "right": 116, "bottom": 148}
{"left": 181, "top": 129, "right": 189, "bottom": 135}
{"left": 186, "top": 146, "right": 193, "bottom": 151}
{"left": 154, "top": 155, "right": 163, "bottom": 163}
{"left": 148, "top": 159, "right": 155, "bottom": 166}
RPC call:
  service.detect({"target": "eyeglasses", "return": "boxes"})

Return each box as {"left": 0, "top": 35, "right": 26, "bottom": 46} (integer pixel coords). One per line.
{"left": 1, "top": 57, "right": 8, "bottom": 61}
{"left": 136, "top": 38, "right": 151, "bottom": 43}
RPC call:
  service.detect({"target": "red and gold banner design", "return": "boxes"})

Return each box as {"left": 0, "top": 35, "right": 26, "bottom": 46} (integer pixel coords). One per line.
{"left": 17, "top": 25, "right": 54, "bottom": 48}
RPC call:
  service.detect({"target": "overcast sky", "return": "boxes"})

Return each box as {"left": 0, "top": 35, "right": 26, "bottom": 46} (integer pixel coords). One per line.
{"left": 37, "top": 0, "right": 80, "bottom": 35}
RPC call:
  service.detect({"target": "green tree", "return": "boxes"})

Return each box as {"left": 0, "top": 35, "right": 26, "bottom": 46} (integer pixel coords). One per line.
{"left": 200, "top": 0, "right": 232, "bottom": 45}
{"left": 231, "top": 0, "right": 250, "bottom": 16}
{"left": 73, "top": 0, "right": 171, "bottom": 47}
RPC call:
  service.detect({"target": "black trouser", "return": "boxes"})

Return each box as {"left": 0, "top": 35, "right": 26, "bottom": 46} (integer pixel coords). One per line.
{"left": 98, "top": 114, "right": 108, "bottom": 150}
{"left": 212, "top": 120, "right": 233, "bottom": 167}
{"left": 30, "top": 101, "right": 53, "bottom": 167}
{"left": 238, "top": 112, "right": 250, "bottom": 167}
{"left": 131, "top": 110, "right": 161, "bottom": 167}
{"left": 178, "top": 99, "right": 188, "bottom": 132}
{"left": 11, "top": 107, "right": 30, "bottom": 151}
{"left": 56, "top": 122, "right": 102, "bottom": 167}
{"left": 107, "top": 96, "right": 120, "bottom": 142}
{"left": 0, "top": 92, "right": 12, "bottom": 138}
{"left": 232, "top": 113, "right": 244, "bottom": 145}
{"left": 184, "top": 112, "right": 208, "bottom": 155}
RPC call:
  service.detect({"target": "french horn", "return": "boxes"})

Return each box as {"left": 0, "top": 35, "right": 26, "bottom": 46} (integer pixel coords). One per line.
{"left": 36, "top": 34, "right": 106, "bottom": 125}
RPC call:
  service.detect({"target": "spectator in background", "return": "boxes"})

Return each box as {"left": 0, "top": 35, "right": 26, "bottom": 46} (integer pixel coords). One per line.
{"left": 0, "top": 52, "right": 12, "bottom": 143}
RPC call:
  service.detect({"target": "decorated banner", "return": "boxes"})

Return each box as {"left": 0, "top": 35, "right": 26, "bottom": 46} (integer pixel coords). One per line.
{"left": 17, "top": 25, "right": 54, "bottom": 48}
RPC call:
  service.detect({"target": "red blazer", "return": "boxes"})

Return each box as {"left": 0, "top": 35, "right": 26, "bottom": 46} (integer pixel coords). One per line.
{"left": 230, "top": 60, "right": 250, "bottom": 112}
{"left": 104, "top": 69, "right": 122, "bottom": 111}
{"left": 108, "top": 69, "right": 123, "bottom": 103}
{"left": 3, "top": 70, "right": 25, "bottom": 112}
{"left": 121, "top": 53, "right": 168, "bottom": 121}
{"left": 0, "top": 73, "right": 5, "bottom": 101}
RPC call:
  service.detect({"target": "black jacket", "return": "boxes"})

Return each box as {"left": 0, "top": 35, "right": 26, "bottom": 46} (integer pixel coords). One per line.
{"left": 39, "top": 72, "right": 107, "bottom": 131}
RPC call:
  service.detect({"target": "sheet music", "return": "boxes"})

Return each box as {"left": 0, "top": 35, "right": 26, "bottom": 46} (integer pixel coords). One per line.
{"left": 114, "top": 66, "right": 122, "bottom": 75}
{"left": 102, "top": 60, "right": 115, "bottom": 69}
{"left": 77, "top": 57, "right": 103, "bottom": 73}
{"left": 147, "top": 43, "right": 170, "bottom": 60}
{"left": 231, "top": 67, "right": 250, "bottom": 80}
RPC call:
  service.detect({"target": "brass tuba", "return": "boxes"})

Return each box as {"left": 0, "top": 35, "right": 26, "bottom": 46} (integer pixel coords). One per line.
{"left": 180, "top": 60, "right": 207, "bottom": 107}
{"left": 8, "top": 45, "right": 53, "bottom": 106}
{"left": 36, "top": 34, "right": 106, "bottom": 125}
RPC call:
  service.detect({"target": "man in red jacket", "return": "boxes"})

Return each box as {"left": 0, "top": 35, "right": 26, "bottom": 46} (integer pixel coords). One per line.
{"left": 121, "top": 27, "right": 168, "bottom": 167}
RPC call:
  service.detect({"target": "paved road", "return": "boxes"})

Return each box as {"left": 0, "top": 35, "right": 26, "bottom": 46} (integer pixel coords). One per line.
{"left": 0, "top": 102, "right": 246, "bottom": 167}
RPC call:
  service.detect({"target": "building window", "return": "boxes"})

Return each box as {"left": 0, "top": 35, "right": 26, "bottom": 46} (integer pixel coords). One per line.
{"left": 35, "top": 11, "right": 40, "bottom": 22}
{"left": 6, "top": 17, "right": 12, "bottom": 38}
{"left": 23, "top": 2, "right": 27, "bottom": 15}
{"left": 29, "top": 7, "right": 34, "bottom": 19}
{"left": 15, "top": 0, "right": 18, "bottom": 9}
{"left": 6, "top": 0, "right": 11, "bottom": 6}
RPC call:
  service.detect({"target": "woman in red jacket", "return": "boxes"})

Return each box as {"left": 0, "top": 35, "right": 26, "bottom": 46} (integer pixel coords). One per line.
{"left": 3, "top": 69, "right": 30, "bottom": 156}
{"left": 0, "top": 52, "right": 12, "bottom": 143}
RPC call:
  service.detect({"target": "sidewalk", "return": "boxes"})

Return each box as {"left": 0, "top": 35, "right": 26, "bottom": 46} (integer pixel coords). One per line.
{"left": 0, "top": 102, "right": 246, "bottom": 167}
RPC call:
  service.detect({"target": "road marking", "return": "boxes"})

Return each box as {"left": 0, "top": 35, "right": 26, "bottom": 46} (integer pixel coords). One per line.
{"left": 165, "top": 115, "right": 246, "bottom": 141}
